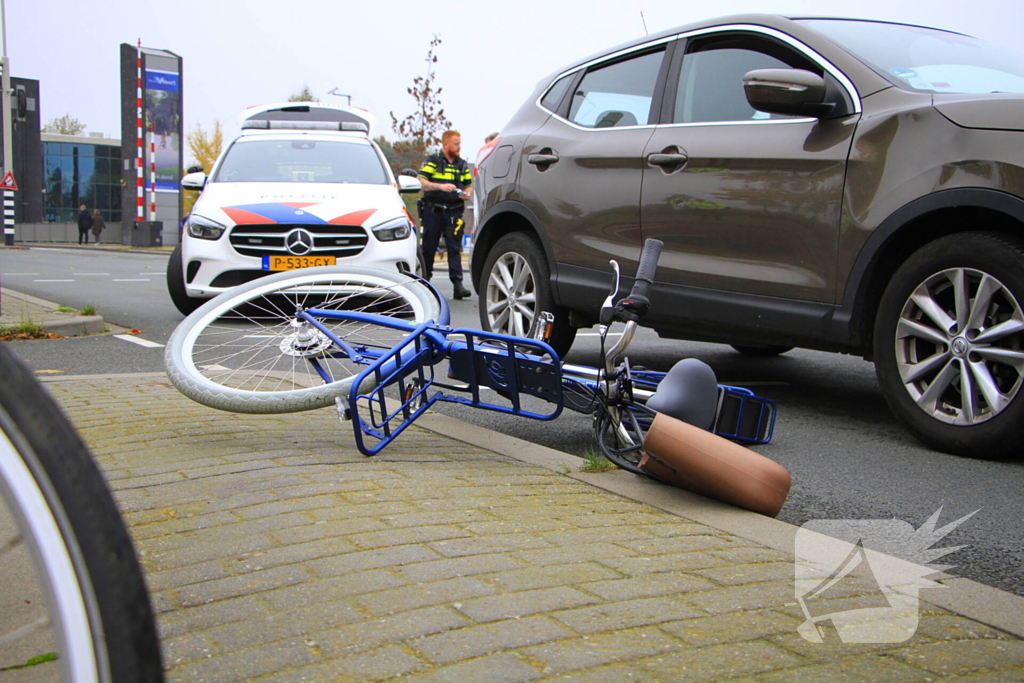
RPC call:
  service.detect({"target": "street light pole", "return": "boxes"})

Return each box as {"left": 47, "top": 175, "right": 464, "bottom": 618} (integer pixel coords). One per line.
{"left": 0, "top": 0, "right": 13, "bottom": 246}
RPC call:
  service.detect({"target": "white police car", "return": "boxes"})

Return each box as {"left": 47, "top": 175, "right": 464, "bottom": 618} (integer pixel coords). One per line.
{"left": 167, "top": 102, "right": 422, "bottom": 314}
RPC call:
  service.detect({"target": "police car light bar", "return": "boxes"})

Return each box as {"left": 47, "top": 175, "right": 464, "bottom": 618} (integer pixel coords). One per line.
{"left": 241, "top": 121, "right": 369, "bottom": 133}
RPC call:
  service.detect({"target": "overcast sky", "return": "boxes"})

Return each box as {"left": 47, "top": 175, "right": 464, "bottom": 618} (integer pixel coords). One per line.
{"left": 9, "top": 0, "right": 1024, "bottom": 164}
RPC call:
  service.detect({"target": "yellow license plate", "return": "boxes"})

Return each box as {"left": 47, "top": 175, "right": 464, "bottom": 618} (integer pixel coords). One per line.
{"left": 263, "top": 255, "right": 337, "bottom": 271}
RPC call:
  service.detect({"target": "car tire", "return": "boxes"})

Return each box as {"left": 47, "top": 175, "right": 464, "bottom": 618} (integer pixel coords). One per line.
{"left": 873, "top": 232, "right": 1024, "bottom": 458}
{"left": 731, "top": 344, "right": 793, "bottom": 357}
{"left": 417, "top": 252, "right": 428, "bottom": 280}
{"left": 478, "top": 232, "right": 576, "bottom": 358}
{"left": 167, "top": 245, "right": 202, "bottom": 316}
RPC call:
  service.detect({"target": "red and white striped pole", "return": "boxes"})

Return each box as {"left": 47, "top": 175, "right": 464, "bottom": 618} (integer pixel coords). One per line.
{"left": 149, "top": 126, "right": 156, "bottom": 220}
{"left": 136, "top": 39, "right": 145, "bottom": 225}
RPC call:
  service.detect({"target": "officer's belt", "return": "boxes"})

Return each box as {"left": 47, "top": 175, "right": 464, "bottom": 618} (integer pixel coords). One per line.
{"left": 422, "top": 201, "right": 463, "bottom": 212}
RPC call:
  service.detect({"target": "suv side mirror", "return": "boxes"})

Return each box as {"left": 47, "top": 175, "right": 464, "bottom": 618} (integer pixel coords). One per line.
{"left": 181, "top": 171, "right": 208, "bottom": 192}
{"left": 743, "top": 68, "right": 834, "bottom": 118}
{"left": 400, "top": 169, "right": 419, "bottom": 178}
{"left": 186, "top": 165, "right": 204, "bottom": 174}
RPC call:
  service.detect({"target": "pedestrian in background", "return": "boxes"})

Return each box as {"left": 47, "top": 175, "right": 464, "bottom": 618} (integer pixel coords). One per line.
{"left": 417, "top": 130, "right": 473, "bottom": 299}
{"left": 91, "top": 209, "right": 106, "bottom": 243}
{"left": 77, "top": 205, "right": 92, "bottom": 245}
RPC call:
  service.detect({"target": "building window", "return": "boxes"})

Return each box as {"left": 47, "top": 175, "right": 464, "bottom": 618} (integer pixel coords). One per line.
{"left": 42, "top": 139, "right": 122, "bottom": 223}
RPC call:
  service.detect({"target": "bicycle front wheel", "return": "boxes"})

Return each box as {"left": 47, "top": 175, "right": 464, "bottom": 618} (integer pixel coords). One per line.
{"left": 165, "top": 266, "right": 444, "bottom": 414}
{"left": 0, "top": 344, "right": 163, "bottom": 682}
{"left": 595, "top": 402, "right": 653, "bottom": 477}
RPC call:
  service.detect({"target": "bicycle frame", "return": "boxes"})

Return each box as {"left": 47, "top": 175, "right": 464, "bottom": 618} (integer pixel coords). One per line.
{"left": 290, "top": 297, "right": 775, "bottom": 456}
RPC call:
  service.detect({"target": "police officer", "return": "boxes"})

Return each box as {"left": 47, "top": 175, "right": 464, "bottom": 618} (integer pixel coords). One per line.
{"left": 417, "top": 130, "right": 472, "bottom": 299}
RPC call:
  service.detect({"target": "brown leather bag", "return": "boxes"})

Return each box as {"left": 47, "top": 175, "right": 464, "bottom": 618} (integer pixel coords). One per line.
{"left": 640, "top": 412, "right": 791, "bottom": 517}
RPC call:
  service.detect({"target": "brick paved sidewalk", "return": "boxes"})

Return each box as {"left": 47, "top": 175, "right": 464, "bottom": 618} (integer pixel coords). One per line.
{"left": 41, "top": 373, "right": 1024, "bottom": 682}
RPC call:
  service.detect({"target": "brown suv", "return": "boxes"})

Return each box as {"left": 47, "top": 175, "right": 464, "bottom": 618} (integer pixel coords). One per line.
{"left": 470, "top": 14, "right": 1024, "bottom": 458}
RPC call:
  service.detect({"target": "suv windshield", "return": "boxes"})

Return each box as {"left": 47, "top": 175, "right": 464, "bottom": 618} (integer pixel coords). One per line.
{"left": 799, "top": 19, "right": 1024, "bottom": 94}
{"left": 213, "top": 138, "right": 388, "bottom": 184}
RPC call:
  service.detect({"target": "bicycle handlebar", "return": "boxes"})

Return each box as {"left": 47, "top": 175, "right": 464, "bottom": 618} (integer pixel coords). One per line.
{"left": 615, "top": 239, "right": 663, "bottom": 321}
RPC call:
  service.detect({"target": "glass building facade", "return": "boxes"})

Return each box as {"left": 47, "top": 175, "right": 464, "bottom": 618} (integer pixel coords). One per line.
{"left": 42, "top": 136, "right": 122, "bottom": 223}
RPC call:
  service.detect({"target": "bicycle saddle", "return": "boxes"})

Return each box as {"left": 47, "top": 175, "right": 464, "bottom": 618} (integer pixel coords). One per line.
{"left": 644, "top": 358, "right": 718, "bottom": 431}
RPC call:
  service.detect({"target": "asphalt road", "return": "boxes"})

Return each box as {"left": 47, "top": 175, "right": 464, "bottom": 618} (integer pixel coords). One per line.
{"left": 2, "top": 245, "right": 1022, "bottom": 598}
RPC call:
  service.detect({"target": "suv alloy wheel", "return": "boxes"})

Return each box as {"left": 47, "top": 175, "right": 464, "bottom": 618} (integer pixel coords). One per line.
{"left": 874, "top": 232, "right": 1024, "bottom": 458}
{"left": 479, "top": 232, "right": 576, "bottom": 358}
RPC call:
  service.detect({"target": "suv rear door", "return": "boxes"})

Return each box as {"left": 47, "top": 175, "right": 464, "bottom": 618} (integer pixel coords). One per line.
{"left": 519, "top": 44, "right": 673, "bottom": 274}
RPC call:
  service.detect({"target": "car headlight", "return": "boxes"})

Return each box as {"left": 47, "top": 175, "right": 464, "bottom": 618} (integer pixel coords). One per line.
{"left": 372, "top": 217, "right": 412, "bottom": 242}
{"left": 187, "top": 214, "right": 227, "bottom": 240}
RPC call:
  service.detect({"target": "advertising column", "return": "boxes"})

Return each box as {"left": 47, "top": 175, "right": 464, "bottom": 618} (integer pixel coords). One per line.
{"left": 120, "top": 44, "right": 182, "bottom": 246}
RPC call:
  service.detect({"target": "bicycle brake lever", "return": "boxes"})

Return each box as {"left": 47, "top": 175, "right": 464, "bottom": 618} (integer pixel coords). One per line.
{"left": 599, "top": 260, "right": 621, "bottom": 328}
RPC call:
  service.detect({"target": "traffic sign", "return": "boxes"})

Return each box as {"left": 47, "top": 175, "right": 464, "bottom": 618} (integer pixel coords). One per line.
{"left": 0, "top": 172, "right": 17, "bottom": 191}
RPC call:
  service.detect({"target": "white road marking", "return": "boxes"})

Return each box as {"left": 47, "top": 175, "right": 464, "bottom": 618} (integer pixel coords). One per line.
{"left": 3, "top": 272, "right": 39, "bottom": 275}
{"left": 76, "top": 273, "right": 110, "bottom": 276}
{"left": 113, "top": 279, "right": 151, "bottom": 282}
{"left": 114, "top": 334, "right": 164, "bottom": 348}
{"left": 33, "top": 279, "right": 75, "bottom": 282}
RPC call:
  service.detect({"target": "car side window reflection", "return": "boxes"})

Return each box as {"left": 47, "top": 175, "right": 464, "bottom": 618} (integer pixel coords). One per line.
{"left": 540, "top": 74, "right": 574, "bottom": 114}
{"left": 567, "top": 50, "right": 665, "bottom": 128}
{"left": 674, "top": 45, "right": 796, "bottom": 124}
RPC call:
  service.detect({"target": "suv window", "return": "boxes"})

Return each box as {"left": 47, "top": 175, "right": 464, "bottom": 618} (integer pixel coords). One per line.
{"left": 540, "top": 73, "right": 574, "bottom": 113}
{"left": 213, "top": 139, "right": 388, "bottom": 184}
{"left": 673, "top": 37, "right": 815, "bottom": 124}
{"left": 800, "top": 19, "right": 1024, "bottom": 94}
{"left": 567, "top": 49, "right": 665, "bottom": 128}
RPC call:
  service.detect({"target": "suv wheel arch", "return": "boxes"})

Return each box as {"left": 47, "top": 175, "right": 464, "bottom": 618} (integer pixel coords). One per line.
{"left": 840, "top": 188, "right": 1024, "bottom": 357}
{"left": 471, "top": 201, "right": 559, "bottom": 295}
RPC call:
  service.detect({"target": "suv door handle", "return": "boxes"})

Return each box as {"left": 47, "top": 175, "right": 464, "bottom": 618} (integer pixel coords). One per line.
{"left": 647, "top": 153, "right": 688, "bottom": 168}
{"left": 528, "top": 153, "right": 559, "bottom": 167}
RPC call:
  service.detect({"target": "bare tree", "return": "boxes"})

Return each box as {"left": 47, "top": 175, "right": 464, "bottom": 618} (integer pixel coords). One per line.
{"left": 389, "top": 35, "right": 452, "bottom": 170}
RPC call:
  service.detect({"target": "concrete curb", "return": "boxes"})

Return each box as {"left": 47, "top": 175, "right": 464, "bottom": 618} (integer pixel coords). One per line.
{"left": 0, "top": 288, "right": 108, "bottom": 336}
{"left": 416, "top": 410, "right": 1024, "bottom": 640}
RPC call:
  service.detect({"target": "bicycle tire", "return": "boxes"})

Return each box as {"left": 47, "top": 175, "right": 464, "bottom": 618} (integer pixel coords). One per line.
{"left": 595, "top": 403, "right": 653, "bottom": 477}
{"left": 165, "top": 266, "right": 444, "bottom": 414}
{"left": 0, "top": 344, "right": 163, "bottom": 682}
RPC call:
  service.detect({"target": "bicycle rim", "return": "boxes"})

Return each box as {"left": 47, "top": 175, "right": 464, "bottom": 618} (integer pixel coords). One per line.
{"left": 0, "top": 422, "right": 100, "bottom": 682}
{"left": 166, "top": 267, "right": 443, "bottom": 414}
{"left": 0, "top": 343, "right": 163, "bottom": 682}
{"left": 596, "top": 403, "right": 652, "bottom": 476}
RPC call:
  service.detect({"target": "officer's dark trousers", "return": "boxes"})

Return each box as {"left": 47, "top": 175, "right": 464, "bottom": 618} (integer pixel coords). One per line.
{"left": 420, "top": 205, "right": 463, "bottom": 283}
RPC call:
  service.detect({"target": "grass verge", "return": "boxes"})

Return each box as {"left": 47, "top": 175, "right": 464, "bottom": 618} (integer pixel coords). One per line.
{"left": 0, "top": 322, "right": 63, "bottom": 341}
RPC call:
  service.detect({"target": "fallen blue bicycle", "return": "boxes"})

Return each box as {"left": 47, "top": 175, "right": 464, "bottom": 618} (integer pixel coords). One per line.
{"left": 166, "top": 240, "right": 790, "bottom": 515}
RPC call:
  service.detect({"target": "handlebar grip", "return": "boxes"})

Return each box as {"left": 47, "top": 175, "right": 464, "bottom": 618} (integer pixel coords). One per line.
{"left": 613, "top": 239, "right": 663, "bottom": 321}
{"left": 628, "top": 239, "right": 663, "bottom": 303}
{"left": 635, "top": 239, "right": 664, "bottom": 284}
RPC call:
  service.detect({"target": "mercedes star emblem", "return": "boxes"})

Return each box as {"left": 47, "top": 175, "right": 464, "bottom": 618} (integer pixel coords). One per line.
{"left": 284, "top": 228, "right": 314, "bottom": 255}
